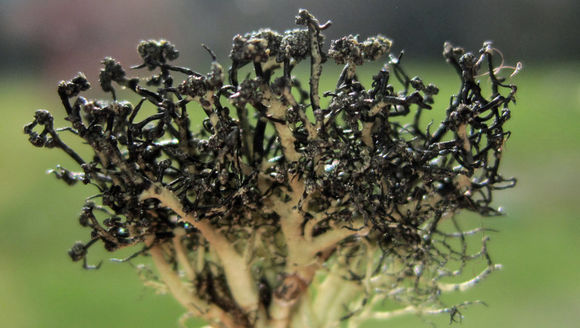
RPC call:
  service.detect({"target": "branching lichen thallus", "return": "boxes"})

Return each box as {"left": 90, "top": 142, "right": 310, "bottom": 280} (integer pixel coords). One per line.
{"left": 25, "top": 9, "right": 518, "bottom": 328}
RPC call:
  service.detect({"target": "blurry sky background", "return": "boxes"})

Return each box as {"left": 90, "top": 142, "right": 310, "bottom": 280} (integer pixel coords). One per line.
{"left": 1, "top": 0, "right": 579, "bottom": 79}
{"left": 0, "top": 0, "right": 579, "bottom": 327}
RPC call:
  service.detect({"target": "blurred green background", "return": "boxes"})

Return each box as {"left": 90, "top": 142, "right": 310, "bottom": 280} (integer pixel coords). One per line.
{"left": 1, "top": 1, "right": 579, "bottom": 327}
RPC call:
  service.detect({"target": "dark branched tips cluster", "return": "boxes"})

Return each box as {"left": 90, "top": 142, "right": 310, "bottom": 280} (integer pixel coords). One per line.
{"left": 229, "top": 9, "right": 330, "bottom": 67}
{"left": 231, "top": 29, "right": 281, "bottom": 64}
{"left": 329, "top": 35, "right": 392, "bottom": 65}
{"left": 25, "top": 9, "right": 518, "bottom": 322}
{"left": 278, "top": 29, "right": 315, "bottom": 63}
{"left": 99, "top": 58, "right": 126, "bottom": 90}
{"left": 58, "top": 73, "right": 90, "bottom": 98}
{"left": 137, "top": 39, "right": 179, "bottom": 70}
{"left": 178, "top": 54, "right": 224, "bottom": 99}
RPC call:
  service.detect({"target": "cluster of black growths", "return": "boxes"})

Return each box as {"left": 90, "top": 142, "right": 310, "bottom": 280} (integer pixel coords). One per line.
{"left": 25, "top": 9, "right": 517, "bottom": 328}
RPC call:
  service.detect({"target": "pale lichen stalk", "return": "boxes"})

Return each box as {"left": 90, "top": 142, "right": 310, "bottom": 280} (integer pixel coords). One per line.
{"left": 26, "top": 9, "right": 520, "bottom": 328}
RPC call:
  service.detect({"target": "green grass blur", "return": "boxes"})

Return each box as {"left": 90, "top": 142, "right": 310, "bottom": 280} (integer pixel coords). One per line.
{"left": 1, "top": 61, "right": 579, "bottom": 327}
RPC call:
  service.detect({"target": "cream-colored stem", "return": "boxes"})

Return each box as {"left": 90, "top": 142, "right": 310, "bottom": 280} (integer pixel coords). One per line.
{"left": 312, "top": 273, "right": 342, "bottom": 326}
{"left": 141, "top": 184, "right": 259, "bottom": 314}
{"left": 438, "top": 264, "right": 503, "bottom": 292}
{"left": 321, "top": 280, "right": 361, "bottom": 328}
{"left": 149, "top": 244, "right": 237, "bottom": 328}
{"left": 371, "top": 305, "right": 419, "bottom": 320}
{"left": 258, "top": 83, "right": 302, "bottom": 162}
{"left": 309, "top": 225, "right": 367, "bottom": 255}
{"left": 149, "top": 245, "right": 205, "bottom": 314}
{"left": 173, "top": 231, "right": 196, "bottom": 281}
